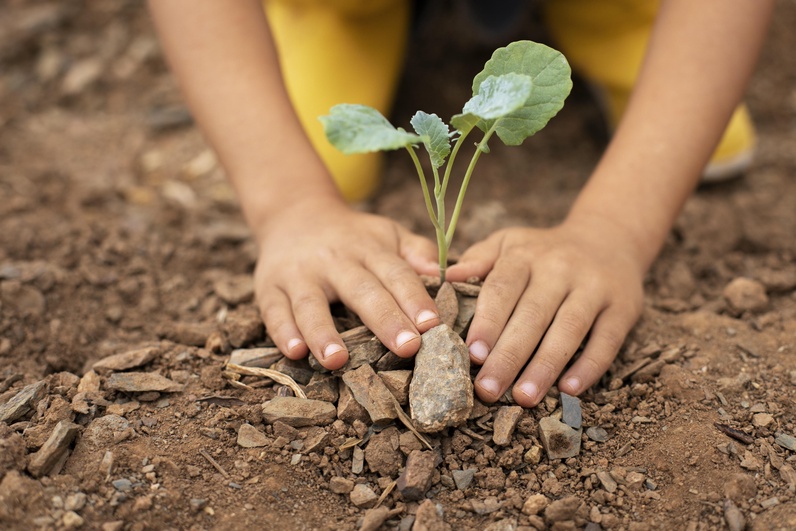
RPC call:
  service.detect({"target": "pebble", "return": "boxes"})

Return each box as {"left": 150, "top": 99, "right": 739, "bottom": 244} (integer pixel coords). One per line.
{"left": 491, "top": 405, "right": 523, "bottom": 446}
{"left": 302, "top": 427, "right": 330, "bottom": 454}
{"left": 586, "top": 426, "right": 609, "bottom": 442}
{"left": 723, "top": 499, "right": 745, "bottom": 531}
{"left": 92, "top": 347, "right": 159, "bottom": 374}
{"left": 538, "top": 416, "right": 582, "bottom": 460}
{"left": 396, "top": 450, "right": 437, "bottom": 500}
{"left": 722, "top": 277, "right": 769, "bottom": 313}
{"left": 64, "top": 492, "right": 87, "bottom": 512}
{"left": 27, "top": 421, "right": 81, "bottom": 478}
{"left": 560, "top": 392, "right": 582, "bottom": 429}
{"left": 349, "top": 484, "right": 378, "bottom": 509}
{"left": 452, "top": 469, "right": 475, "bottom": 491}
{"left": 352, "top": 447, "right": 365, "bottom": 475}
{"left": 753, "top": 413, "right": 774, "bottom": 427}
{"left": 775, "top": 433, "right": 796, "bottom": 451}
{"left": 596, "top": 471, "right": 618, "bottom": 493}
{"left": 522, "top": 493, "right": 549, "bottom": 516}
{"left": 360, "top": 506, "right": 392, "bottom": 531}
{"left": 236, "top": 423, "right": 270, "bottom": 448}
{"left": 105, "top": 372, "right": 182, "bottom": 393}
{"left": 523, "top": 445, "right": 542, "bottom": 465}
{"left": 364, "top": 427, "right": 403, "bottom": 476}
{"left": 342, "top": 364, "right": 398, "bottom": 425}
{"left": 329, "top": 477, "right": 354, "bottom": 494}
{"left": 212, "top": 274, "right": 253, "bottom": 305}
{"left": 434, "top": 282, "right": 459, "bottom": 329}
{"left": 378, "top": 370, "right": 412, "bottom": 406}
{"left": 62, "top": 57, "right": 103, "bottom": 95}
{"left": 544, "top": 496, "right": 583, "bottom": 523}
{"left": 112, "top": 479, "right": 133, "bottom": 492}
{"left": 228, "top": 347, "right": 282, "bottom": 368}
{"left": 409, "top": 325, "right": 473, "bottom": 433}
{"left": 0, "top": 380, "right": 48, "bottom": 423}
{"left": 62, "top": 511, "right": 85, "bottom": 529}
{"left": 414, "top": 500, "right": 450, "bottom": 531}
{"left": 261, "top": 396, "right": 337, "bottom": 427}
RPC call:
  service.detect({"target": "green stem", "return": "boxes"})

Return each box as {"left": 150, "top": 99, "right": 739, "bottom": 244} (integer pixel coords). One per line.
{"left": 405, "top": 146, "right": 440, "bottom": 232}
{"left": 446, "top": 127, "right": 495, "bottom": 247}
{"left": 440, "top": 129, "right": 471, "bottom": 202}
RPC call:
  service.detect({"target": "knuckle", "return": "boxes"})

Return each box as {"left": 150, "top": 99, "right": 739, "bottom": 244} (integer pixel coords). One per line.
{"left": 533, "top": 354, "right": 563, "bottom": 382}
{"left": 556, "top": 311, "right": 590, "bottom": 339}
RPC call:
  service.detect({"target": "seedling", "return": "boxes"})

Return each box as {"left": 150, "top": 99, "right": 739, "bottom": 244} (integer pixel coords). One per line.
{"left": 320, "top": 41, "right": 572, "bottom": 282}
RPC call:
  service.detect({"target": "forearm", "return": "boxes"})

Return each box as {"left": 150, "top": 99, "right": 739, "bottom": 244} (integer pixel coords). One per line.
{"left": 566, "top": 0, "right": 774, "bottom": 271}
{"left": 147, "top": 0, "right": 342, "bottom": 234}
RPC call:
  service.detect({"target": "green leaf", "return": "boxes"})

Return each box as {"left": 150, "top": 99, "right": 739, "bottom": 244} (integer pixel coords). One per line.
{"left": 471, "top": 40, "right": 572, "bottom": 145}
{"left": 319, "top": 104, "right": 422, "bottom": 154}
{"left": 410, "top": 111, "right": 451, "bottom": 169}
{"left": 449, "top": 113, "right": 480, "bottom": 135}
{"left": 462, "top": 73, "right": 533, "bottom": 120}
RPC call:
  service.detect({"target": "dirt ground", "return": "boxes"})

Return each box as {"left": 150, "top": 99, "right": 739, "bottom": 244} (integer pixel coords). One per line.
{"left": 1, "top": 1, "right": 795, "bottom": 530}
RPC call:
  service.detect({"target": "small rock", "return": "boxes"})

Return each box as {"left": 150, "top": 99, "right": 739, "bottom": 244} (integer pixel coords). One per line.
{"left": 378, "top": 370, "right": 412, "bottom": 406}
{"left": 62, "top": 58, "right": 103, "bottom": 95}
{"left": 0, "top": 380, "right": 48, "bottom": 423}
{"left": 337, "top": 381, "right": 370, "bottom": 424}
{"left": 523, "top": 445, "right": 542, "bottom": 465}
{"left": 397, "top": 450, "right": 437, "bottom": 500}
{"left": 329, "top": 477, "right": 354, "bottom": 494}
{"left": 586, "top": 426, "right": 609, "bottom": 442}
{"left": 538, "top": 416, "right": 582, "bottom": 460}
{"left": 350, "top": 484, "right": 378, "bottom": 508}
{"left": 352, "top": 447, "right": 365, "bottom": 475}
{"left": 112, "top": 478, "right": 133, "bottom": 492}
{"left": 483, "top": 519, "right": 517, "bottom": 531}
{"left": 560, "top": 392, "right": 582, "bottom": 429}
{"left": 302, "top": 427, "right": 330, "bottom": 454}
{"left": 452, "top": 469, "right": 475, "bottom": 491}
{"left": 228, "top": 348, "right": 282, "bottom": 368}
{"left": 413, "top": 500, "right": 450, "bottom": 531}
{"left": 409, "top": 325, "right": 473, "bottom": 433}
{"left": 360, "top": 506, "right": 392, "bottom": 531}
{"left": 775, "top": 433, "right": 796, "bottom": 451}
{"left": 237, "top": 423, "right": 270, "bottom": 448}
{"left": 364, "top": 427, "right": 403, "bottom": 477}
{"left": 342, "top": 364, "right": 398, "bottom": 425}
{"left": 723, "top": 473, "right": 757, "bottom": 504}
{"left": 723, "top": 499, "right": 745, "bottom": 531}
{"left": 399, "top": 431, "right": 424, "bottom": 455}
{"left": 342, "top": 327, "right": 388, "bottom": 370}
{"left": 596, "top": 471, "right": 618, "bottom": 494}
{"left": 544, "top": 496, "right": 583, "bottom": 523}
{"left": 272, "top": 357, "right": 314, "bottom": 385}
{"left": 105, "top": 372, "right": 183, "bottom": 393}
{"left": 222, "top": 307, "right": 264, "bottom": 348}
{"left": 723, "top": 277, "right": 769, "bottom": 313}
{"left": 305, "top": 373, "right": 338, "bottom": 403}
{"left": 159, "top": 321, "right": 215, "bottom": 346}
{"left": 739, "top": 450, "right": 762, "bottom": 470}
{"left": 213, "top": 274, "right": 253, "bottom": 305}
{"left": 453, "top": 295, "right": 477, "bottom": 337}
{"left": 262, "top": 397, "right": 337, "bottom": 427}
{"left": 491, "top": 406, "right": 523, "bottom": 446}
{"left": 752, "top": 413, "right": 774, "bottom": 428}
{"left": 522, "top": 493, "right": 549, "bottom": 516}
{"left": 374, "top": 351, "right": 413, "bottom": 372}
{"left": 62, "top": 510, "right": 84, "bottom": 529}
{"left": 434, "top": 282, "right": 459, "bottom": 329}
{"left": 77, "top": 371, "right": 101, "bottom": 393}
{"left": 92, "top": 347, "right": 159, "bottom": 374}
{"left": 27, "top": 421, "right": 81, "bottom": 478}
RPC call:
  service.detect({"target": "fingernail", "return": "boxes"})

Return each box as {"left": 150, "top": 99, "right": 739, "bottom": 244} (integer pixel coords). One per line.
{"left": 469, "top": 340, "right": 490, "bottom": 363}
{"left": 396, "top": 330, "right": 419, "bottom": 349}
{"left": 478, "top": 378, "right": 500, "bottom": 397}
{"left": 416, "top": 310, "right": 438, "bottom": 326}
{"left": 517, "top": 382, "right": 539, "bottom": 404}
{"left": 322, "top": 343, "right": 345, "bottom": 360}
{"left": 563, "top": 376, "right": 581, "bottom": 394}
{"left": 287, "top": 338, "right": 303, "bottom": 353}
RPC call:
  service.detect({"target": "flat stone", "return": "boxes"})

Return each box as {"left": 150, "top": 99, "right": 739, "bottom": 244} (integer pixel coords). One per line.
{"left": 752, "top": 413, "right": 774, "bottom": 427}
{"left": 272, "top": 357, "right": 314, "bottom": 385}
{"left": 378, "top": 370, "right": 412, "bottom": 406}
{"left": 105, "top": 372, "right": 183, "bottom": 393}
{"left": 723, "top": 277, "right": 769, "bottom": 313}
{"left": 222, "top": 307, "right": 264, "bottom": 348}
{"left": 305, "top": 373, "right": 338, "bottom": 402}
{"left": 237, "top": 423, "right": 270, "bottom": 448}
{"left": 228, "top": 348, "right": 282, "bottom": 368}
{"left": 409, "top": 325, "right": 473, "bottom": 433}
{"left": 586, "top": 426, "right": 609, "bottom": 442}
{"left": 596, "top": 471, "right": 618, "bottom": 493}
{"left": 262, "top": 396, "right": 336, "bottom": 427}
{"left": 77, "top": 370, "right": 101, "bottom": 393}
{"left": 27, "top": 421, "right": 80, "bottom": 478}
{"left": 158, "top": 321, "right": 215, "bottom": 347}
{"left": 434, "top": 282, "right": 459, "bottom": 329}
{"left": 538, "top": 416, "right": 582, "bottom": 460}
{"left": 92, "top": 347, "right": 159, "bottom": 374}
{"left": 341, "top": 364, "right": 398, "bottom": 426}
{"left": 413, "top": 500, "right": 450, "bottom": 531}
{"left": 560, "top": 392, "right": 582, "bottom": 429}
{"left": 301, "top": 426, "right": 330, "bottom": 454}
{"left": 374, "top": 351, "right": 413, "bottom": 372}
{"left": 364, "top": 426, "right": 402, "bottom": 477}
{"left": 452, "top": 469, "right": 475, "bottom": 491}
{"left": 352, "top": 447, "right": 365, "bottom": 475}
{"left": 212, "top": 274, "right": 253, "bottom": 305}
{"left": 336, "top": 381, "right": 370, "bottom": 424}
{"left": 396, "top": 450, "right": 437, "bottom": 500}
{"left": 0, "top": 380, "right": 48, "bottom": 423}
{"left": 522, "top": 493, "right": 549, "bottom": 516}
{"left": 350, "top": 484, "right": 378, "bottom": 508}
{"left": 451, "top": 282, "right": 481, "bottom": 297}
{"left": 453, "top": 295, "right": 477, "bottom": 337}
{"left": 492, "top": 406, "right": 523, "bottom": 446}
{"left": 341, "top": 326, "right": 387, "bottom": 370}
{"left": 775, "top": 433, "right": 796, "bottom": 451}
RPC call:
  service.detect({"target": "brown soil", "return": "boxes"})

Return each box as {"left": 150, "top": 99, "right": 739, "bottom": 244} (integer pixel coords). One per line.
{"left": 1, "top": 1, "right": 795, "bottom": 530}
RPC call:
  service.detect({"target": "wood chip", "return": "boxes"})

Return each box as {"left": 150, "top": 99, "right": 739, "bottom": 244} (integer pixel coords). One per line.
{"left": 225, "top": 363, "right": 306, "bottom": 398}
{"left": 715, "top": 423, "right": 754, "bottom": 445}
{"left": 199, "top": 449, "right": 229, "bottom": 479}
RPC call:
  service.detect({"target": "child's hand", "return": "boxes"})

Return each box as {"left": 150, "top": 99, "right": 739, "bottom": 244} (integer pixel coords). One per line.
{"left": 446, "top": 216, "right": 646, "bottom": 407}
{"left": 253, "top": 196, "right": 441, "bottom": 370}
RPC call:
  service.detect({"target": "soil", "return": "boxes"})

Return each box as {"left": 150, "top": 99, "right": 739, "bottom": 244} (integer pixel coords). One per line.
{"left": 1, "top": 1, "right": 795, "bottom": 530}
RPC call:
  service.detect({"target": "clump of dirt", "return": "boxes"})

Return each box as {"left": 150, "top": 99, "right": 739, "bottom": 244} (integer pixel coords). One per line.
{"left": 1, "top": 1, "right": 795, "bottom": 530}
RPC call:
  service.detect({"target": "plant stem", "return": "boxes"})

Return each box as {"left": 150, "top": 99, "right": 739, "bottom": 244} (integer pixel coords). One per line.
{"left": 446, "top": 126, "right": 496, "bottom": 247}
{"left": 405, "top": 146, "right": 441, "bottom": 232}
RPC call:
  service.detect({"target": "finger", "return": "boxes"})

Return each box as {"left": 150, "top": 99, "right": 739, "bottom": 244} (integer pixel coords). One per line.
{"left": 445, "top": 236, "right": 502, "bottom": 282}
{"left": 472, "top": 278, "right": 567, "bottom": 403}
{"left": 512, "top": 294, "right": 603, "bottom": 407}
{"left": 465, "top": 257, "right": 533, "bottom": 366}
{"left": 365, "top": 251, "right": 440, "bottom": 334}
{"left": 329, "top": 262, "right": 422, "bottom": 358}
{"left": 258, "top": 287, "right": 309, "bottom": 360}
{"left": 558, "top": 305, "right": 640, "bottom": 396}
{"left": 398, "top": 230, "right": 439, "bottom": 276}
{"left": 287, "top": 284, "right": 349, "bottom": 371}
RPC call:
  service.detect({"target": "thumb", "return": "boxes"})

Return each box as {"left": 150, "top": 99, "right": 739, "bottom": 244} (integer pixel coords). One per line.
{"left": 446, "top": 236, "right": 501, "bottom": 282}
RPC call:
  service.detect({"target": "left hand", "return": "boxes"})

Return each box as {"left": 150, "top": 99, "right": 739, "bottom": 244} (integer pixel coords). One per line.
{"left": 446, "top": 215, "right": 646, "bottom": 407}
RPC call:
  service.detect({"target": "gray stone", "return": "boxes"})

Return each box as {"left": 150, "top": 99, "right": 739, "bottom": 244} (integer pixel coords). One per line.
{"left": 105, "top": 372, "right": 183, "bottom": 393}
{"left": 27, "top": 421, "right": 81, "bottom": 478}
{"left": 262, "top": 397, "right": 336, "bottom": 427}
{"left": 538, "top": 416, "right": 582, "bottom": 460}
{"left": 0, "top": 380, "right": 48, "bottom": 423}
{"left": 229, "top": 348, "right": 282, "bottom": 368}
{"left": 409, "top": 325, "right": 473, "bottom": 433}
{"left": 586, "top": 426, "right": 609, "bottom": 442}
{"left": 112, "top": 478, "right": 133, "bottom": 492}
{"left": 596, "top": 470, "right": 617, "bottom": 493}
{"left": 337, "top": 381, "right": 370, "bottom": 424}
{"left": 397, "top": 450, "right": 437, "bottom": 500}
{"left": 378, "top": 370, "right": 412, "bottom": 406}
{"left": 374, "top": 351, "right": 413, "bottom": 371}
{"left": 434, "top": 282, "right": 459, "bottom": 329}
{"left": 341, "top": 364, "right": 398, "bottom": 425}
{"left": 775, "top": 433, "right": 796, "bottom": 451}
{"left": 492, "top": 406, "right": 523, "bottom": 446}
{"left": 352, "top": 447, "right": 365, "bottom": 475}
{"left": 560, "top": 392, "right": 582, "bottom": 429}
{"left": 272, "top": 357, "right": 314, "bottom": 385}
{"left": 92, "top": 347, "right": 159, "bottom": 374}
{"left": 341, "top": 326, "right": 387, "bottom": 370}
{"left": 452, "top": 469, "right": 475, "bottom": 491}
{"left": 237, "top": 423, "right": 270, "bottom": 448}
{"left": 453, "top": 295, "right": 477, "bottom": 337}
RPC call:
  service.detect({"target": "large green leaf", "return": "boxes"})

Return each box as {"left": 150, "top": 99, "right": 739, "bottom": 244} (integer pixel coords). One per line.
{"left": 410, "top": 111, "right": 451, "bottom": 169}
{"left": 462, "top": 73, "right": 533, "bottom": 121}
{"left": 472, "top": 40, "right": 572, "bottom": 146}
{"left": 319, "top": 104, "right": 422, "bottom": 154}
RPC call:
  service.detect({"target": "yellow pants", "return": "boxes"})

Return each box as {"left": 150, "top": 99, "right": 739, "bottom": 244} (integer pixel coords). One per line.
{"left": 264, "top": 0, "right": 754, "bottom": 201}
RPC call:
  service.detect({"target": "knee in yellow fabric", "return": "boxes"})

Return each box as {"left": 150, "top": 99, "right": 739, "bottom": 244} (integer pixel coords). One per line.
{"left": 264, "top": 0, "right": 410, "bottom": 202}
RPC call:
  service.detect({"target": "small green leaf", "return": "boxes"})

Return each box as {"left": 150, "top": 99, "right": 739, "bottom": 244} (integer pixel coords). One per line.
{"left": 450, "top": 113, "right": 480, "bottom": 135}
{"left": 319, "top": 104, "right": 422, "bottom": 154}
{"left": 462, "top": 73, "right": 532, "bottom": 120}
{"left": 472, "top": 40, "right": 572, "bottom": 145}
{"left": 410, "top": 111, "right": 451, "bottom": 169}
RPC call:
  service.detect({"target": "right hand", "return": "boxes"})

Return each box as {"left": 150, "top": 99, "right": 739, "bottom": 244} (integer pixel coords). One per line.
{"left": 252, "top": 196, "right": 441, "bottom": 370}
